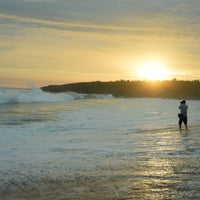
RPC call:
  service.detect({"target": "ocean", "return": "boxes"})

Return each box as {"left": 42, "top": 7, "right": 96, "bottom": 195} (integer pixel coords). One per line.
{"left": 0, "top": 88, "right": 200, "bottom": 199}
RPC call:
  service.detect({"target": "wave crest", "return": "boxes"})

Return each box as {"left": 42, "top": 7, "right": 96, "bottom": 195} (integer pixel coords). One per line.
{"left": 0, "top": 88, "right": 113, "bottom": 104}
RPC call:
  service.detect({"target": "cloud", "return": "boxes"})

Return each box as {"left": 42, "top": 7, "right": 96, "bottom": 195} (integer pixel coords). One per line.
{"left": 22, "top": 0, "right": 53, "bottom": 2}
{"left": 0, "top": 0, "right": 199, "bottom": 38}
{"left": 0, "top": 0, "right": 199, "bottom": 48}
{"left": 1, "top": 11, "right": 199, "bottom": 45}
{"left": 0, "top": 0, "right": 200, "bottom": 87}
{"left": 0, "top": 45, "right": 13, "bottom": 52}
{"left": 0, "top": 13, "right": 159, "bottom": 36}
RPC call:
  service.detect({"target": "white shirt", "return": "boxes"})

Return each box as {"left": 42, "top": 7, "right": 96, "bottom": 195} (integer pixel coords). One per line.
{"left": 179, "top": 104, "right": 188, "bottom": 116}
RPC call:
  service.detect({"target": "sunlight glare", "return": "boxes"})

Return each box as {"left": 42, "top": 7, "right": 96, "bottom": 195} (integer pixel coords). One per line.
{"left": 137, "top": 59, "right": 168, "bottom": 80}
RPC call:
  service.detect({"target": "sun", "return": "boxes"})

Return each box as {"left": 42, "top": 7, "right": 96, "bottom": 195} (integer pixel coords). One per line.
{"left": 136, "top": 59, "right": 168, "bottom": 81}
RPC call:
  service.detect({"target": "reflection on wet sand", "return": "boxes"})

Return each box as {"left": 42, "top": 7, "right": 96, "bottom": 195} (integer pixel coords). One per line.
{"left": 1, "top": 126, "right": 200, "bottom": 200}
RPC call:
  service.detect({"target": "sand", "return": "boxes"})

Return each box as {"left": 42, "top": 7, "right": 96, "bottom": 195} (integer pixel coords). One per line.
{"left": 1, "top": 126, "right": 200, "bottom": 200}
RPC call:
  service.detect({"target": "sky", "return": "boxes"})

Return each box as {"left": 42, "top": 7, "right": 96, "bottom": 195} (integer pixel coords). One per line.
{"left": 0, "top": 0, "right": 200, "bottom": 88}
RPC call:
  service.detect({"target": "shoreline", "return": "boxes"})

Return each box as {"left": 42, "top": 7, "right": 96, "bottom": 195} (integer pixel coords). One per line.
{"left": 1, "top": 126, "right": 200, "bottom": 199}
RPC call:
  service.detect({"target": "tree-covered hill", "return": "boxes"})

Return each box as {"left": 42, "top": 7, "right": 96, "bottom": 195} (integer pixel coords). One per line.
{"left": 41, "top": 79, "right": 200, "bottom": 100}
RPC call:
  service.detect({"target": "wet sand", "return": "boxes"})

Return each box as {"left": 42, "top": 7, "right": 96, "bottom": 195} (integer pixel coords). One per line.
{"left": 1, "top": 126, "right": 200, "bottom": 200}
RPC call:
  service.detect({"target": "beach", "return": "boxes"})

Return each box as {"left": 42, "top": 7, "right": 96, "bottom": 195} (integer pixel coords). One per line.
{"left": 1, "top": 127, "right": 200, "bottom": 199}
{"left": 0, "top": 88, "right": 200, "bottom": 199}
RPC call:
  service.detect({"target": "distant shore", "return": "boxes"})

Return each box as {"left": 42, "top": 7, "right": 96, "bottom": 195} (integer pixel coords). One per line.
{"left": 41, "top": 79, "right": 200, "bottom": 100}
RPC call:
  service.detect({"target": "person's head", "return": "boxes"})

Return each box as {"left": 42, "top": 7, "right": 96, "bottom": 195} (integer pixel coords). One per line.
{"left": 180, "top": 100, "right": 186, "bottom": 104}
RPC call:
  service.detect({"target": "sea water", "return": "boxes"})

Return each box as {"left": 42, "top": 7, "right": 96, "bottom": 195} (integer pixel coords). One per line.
{"left": 0, "top": 88, "right": 200, "bottom": 199}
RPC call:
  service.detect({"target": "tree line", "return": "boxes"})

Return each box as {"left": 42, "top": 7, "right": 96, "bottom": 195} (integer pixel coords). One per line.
{"left": 41, "top": 79, "right": 200, "bottom": 99}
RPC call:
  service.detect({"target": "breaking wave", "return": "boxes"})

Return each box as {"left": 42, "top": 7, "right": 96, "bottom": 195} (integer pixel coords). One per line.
{"left": 0, "top": 87, "right": 113, "bottom": 104}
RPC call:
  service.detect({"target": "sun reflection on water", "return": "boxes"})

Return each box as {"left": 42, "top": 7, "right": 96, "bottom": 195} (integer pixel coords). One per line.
{"left": 126, "top": 129, "right": 200, "bottom": 199}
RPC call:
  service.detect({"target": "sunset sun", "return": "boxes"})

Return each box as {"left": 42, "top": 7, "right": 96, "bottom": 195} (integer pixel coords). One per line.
{"left": 137, "top": 59, "right": 169, "bottom": 81}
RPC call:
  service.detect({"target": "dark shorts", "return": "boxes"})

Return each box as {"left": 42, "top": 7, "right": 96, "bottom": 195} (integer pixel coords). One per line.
{"left": 179, "top": 115, "right": 187, "bottom": 125}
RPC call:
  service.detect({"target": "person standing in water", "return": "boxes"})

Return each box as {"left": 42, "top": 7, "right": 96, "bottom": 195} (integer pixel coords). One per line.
{"left": 178, "top": 100, "right": 188, "bottom": 130}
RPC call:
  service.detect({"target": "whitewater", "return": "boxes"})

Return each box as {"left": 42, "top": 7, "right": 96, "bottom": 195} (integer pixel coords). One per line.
{"left": 0, "top": 88, "right": 200, "bottom": 199}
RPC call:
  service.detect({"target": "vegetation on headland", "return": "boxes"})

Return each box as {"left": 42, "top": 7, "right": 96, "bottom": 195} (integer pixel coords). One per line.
{"left": 41, "top": 79, "right": 200, "bottom": 100}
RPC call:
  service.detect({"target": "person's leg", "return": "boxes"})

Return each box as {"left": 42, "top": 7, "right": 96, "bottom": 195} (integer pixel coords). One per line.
{"left": 179, "top": 118, "right": 182, "bottom": 130}
{"left": 183, "top": 116, "right": 188, "bottom": 130}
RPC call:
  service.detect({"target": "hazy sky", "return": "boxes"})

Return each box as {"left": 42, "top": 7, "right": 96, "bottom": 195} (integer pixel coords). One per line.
{"left": 0, "top": 0, "right": 200, "bottom": 87}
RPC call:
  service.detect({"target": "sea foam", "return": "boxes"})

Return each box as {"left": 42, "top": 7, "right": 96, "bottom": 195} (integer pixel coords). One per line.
{"left": 0, "top": 87, "right": 113, "bottom": 104}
